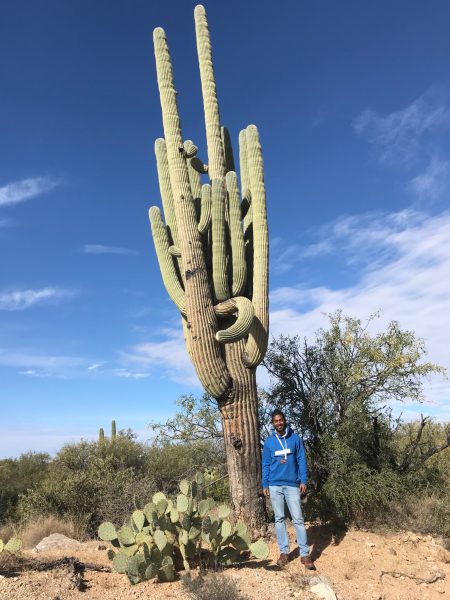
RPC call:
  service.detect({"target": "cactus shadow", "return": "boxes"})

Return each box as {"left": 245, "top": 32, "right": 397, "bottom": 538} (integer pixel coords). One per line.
{"left": 234, "top": 558, "right": 278, "bottom": 571}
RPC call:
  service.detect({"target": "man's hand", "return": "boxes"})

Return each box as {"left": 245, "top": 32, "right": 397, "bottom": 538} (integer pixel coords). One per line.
{"left": 299, "top": 483, "right": 307, "bottom": 496}
{"left": 263, "top": 488, "right": 270, "bottom": 497}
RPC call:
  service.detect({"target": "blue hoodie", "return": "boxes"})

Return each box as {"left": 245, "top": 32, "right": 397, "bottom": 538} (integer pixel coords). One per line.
{"left": 262, "top": 425, "right": 308, "bottom": 489}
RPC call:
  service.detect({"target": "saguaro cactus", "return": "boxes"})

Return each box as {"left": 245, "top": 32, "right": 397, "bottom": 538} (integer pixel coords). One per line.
{"left": 149, "top": 5, "right": 268, "bottom": 532}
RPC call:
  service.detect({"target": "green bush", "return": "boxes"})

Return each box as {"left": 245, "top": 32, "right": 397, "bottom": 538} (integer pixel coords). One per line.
{"left": 0, "top": 453, "right": 51, "bottom": 524}
{"left": 14, "top": 433, "right": 226, "bottom": 537}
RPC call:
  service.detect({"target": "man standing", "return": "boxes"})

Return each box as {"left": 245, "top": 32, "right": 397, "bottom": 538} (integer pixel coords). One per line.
{"left": 262, "top": 409, "right": 315, "bottom": 569}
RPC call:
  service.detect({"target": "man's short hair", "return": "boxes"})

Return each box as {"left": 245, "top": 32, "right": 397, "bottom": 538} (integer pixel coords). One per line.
{"left": 271, "top": 409, "right": 286, "bottom": 421}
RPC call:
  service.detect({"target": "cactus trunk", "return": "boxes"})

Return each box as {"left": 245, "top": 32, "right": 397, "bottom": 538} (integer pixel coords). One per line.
{"left": 220, "top": 346, "right": 264, "bottom": 533}
{"left": 149, "top": 5, "right": 269, "bottom": 534}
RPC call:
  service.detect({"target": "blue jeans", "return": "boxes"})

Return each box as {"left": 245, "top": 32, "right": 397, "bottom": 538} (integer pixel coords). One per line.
{"left": 269, "top": 485, "right": 309, "bottom": 557}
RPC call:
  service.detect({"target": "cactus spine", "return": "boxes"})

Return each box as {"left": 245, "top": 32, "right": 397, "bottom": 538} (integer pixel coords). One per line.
{"left": 149, "top": 5, "right": 268, "bottom": 532}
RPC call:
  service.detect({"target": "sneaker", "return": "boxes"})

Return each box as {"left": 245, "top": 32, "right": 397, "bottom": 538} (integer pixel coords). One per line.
{"left": 276, "top": 553, "right": 289, "bottom": 567}
{"left": 300, "top": 555, "right": 316, "bottom": 570}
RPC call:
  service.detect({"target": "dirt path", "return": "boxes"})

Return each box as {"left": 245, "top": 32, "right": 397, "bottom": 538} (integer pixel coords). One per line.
{"left": 1, "top": 526, "right": 449, "bottom": 600}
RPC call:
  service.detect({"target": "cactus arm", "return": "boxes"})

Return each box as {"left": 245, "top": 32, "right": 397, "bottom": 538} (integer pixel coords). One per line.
{"left": 221, "top": 127, "right": 235, "bottom": 173}
{"left": 153, "top": 27, "right": 230, "bottom": 398}
{"left": 183, "top": 140, "right": 198, "bottom": 158}
{"left": 154, "top": 139, "right": 179, "bottom": 247}
{"left": 211, "top": 179, "right": 230, "bottom": 302}
{"left": 194, "top": 5, "right": 225, "bottom": 180}
{"left": 149, "top": 206, "right": 186, "bottom": 316}
{"left": 215, "top": 297, "right": 255, "bottom": 343}
{"left": 239, "top": 130, "right": 252, "bottom": 232}
{"left": 191, "top": 157, "right": 208, "bottom": 174}
{"left": 243, "top": 125, "right": 269, "bottom": 367}
{"left": 226, "top": 171, "right": 246, "bottom": 297}
{"left": 184, "top": 140, "right": 202, "bottom": 219}
{"left": 198, "top": 183, "right": 212, "bottom": 234}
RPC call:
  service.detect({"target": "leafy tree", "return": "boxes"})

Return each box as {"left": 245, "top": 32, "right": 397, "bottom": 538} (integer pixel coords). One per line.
{"left": 151, "top": 394, "right": 223, "bottom": 444}
{"left": 263, "top": 311, "right": 448, "bottom": 522}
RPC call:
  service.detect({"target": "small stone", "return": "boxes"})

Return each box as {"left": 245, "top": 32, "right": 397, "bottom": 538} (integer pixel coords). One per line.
{"left": 365, "top": 542, "right": 376, "bottom": 547}
{"left": 96, "top": 544, "right": 107, "bottom": 550}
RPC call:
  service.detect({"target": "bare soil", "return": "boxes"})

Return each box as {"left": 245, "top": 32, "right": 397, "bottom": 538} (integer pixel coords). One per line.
{"left": 1, "top": 525, "right": 449, "bottom": 600}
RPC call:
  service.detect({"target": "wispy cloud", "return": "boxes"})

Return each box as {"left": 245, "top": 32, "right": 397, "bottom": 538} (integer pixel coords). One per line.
{"left": 0, "top": 350, "right": 83, "bottom": 370}
{"left": 120, "top": 328, "right": 198, "bottom": 387}
{"left": 353, "top": 86, "right": 450, "bottom": 166}
{"left": 408, "top": 157, "right": 449, "bottom": 202}
{"left": 87, "top": 362, "right": 104, "bottom": 372}
{"left": 0, "top": 287, "right": 77, "bottom": 311}
{"left": 0, "top": 177, "right": 59, "bottom": 207}
{"left": 268, "top": 208, "right": 450, "bottom": 414}
{"left": 273, "top": 208, "right": 424, "bottom": 273}
{"left": 82, "top": 244, "right": 138, "bottom": 256}
{"left": 112, "top": 368, "right": 150, "bottom": 380}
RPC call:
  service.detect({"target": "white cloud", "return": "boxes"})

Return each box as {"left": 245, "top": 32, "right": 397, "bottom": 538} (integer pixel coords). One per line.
{"left": 120, "top": 328, "right": 199, "bottom": 387}
{"left": 0, "top": 349, "right": 83, "bottom": 370}
{"left": 272, "top": 208, "right": 424, "bottom": 273}
{"left": 0, "top": 287, "right": 77, "bottom": 311}
{"left": 268, "top": 208, "right": 450, "bottom": 414}
{"left": 87, "top": 362, "right": 104, "bottom": 371}
{"left": 408, "top": 157, "right": 449, "bottom": 202}
{"left": 112, "top": 368, "right": 150, "bottom": 380}
{"left": 82, "top": 244, "right": 137, "bottom": 256}
{"left": 0, "top": 177, "right": 59, "bottom": 207}
{"left": 353, "top": 87, "right": 450, "bottom": 166}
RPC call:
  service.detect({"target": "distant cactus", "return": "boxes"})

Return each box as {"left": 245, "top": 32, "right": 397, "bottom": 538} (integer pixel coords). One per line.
{"left": 98, "top": 420, "right": 117, "bottom": 444}
{"left": 149, "top": 3, "right": 268, "bottom": 533}
{"left": 98, "top": 471, "right": 269, "bottom": 584}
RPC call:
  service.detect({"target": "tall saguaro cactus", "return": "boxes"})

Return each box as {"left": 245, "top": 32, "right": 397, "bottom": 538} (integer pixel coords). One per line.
{"left": 149, "top": 5, "right": 268, "bottom": 532}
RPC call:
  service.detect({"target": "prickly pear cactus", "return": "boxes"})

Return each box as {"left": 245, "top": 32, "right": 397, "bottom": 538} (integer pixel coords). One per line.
{"left": 98, "top": 471, "right": 269, "bottom": 584}
{"left": 0, "top": 537, "right": 22, "bottom": 554}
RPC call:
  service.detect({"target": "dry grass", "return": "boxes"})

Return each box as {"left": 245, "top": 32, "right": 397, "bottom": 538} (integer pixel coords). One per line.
{"left": 0, "top": 522, "right": 16, "bottom": 542}
{"left": 18, "top": 516, "right": 86, "bottom": 549}
{"left": 182, "top": 572, "right": 248, "bottom": 600}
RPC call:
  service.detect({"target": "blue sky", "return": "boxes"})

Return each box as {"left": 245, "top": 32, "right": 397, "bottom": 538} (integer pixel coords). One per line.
{"left": 1, "top": 0, "right": 449, "bottom": 457}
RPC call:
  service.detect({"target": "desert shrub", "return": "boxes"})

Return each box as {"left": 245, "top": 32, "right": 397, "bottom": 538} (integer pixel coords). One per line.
{"left": 14, "top": 432, "right": 227, "bottom": 537}
{"left": 15, "top": 434, "right": 149, "bottom": 535}
{"left": 182, "top": 572, "right": 248, "bottom": 600}
{"left": 0, "top": 452, "right": 51, "bottom": 523}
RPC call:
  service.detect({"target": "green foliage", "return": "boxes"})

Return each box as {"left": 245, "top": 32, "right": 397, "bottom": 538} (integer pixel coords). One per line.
{"left": 0, "top": 452, "right": 51, "bottom": 524}
{"left": 98, "top": 472, "right": 269, "bottom": 584}
{"left": 14, "top": 431, "right": 225, "bottom": 536}
{"left": 151, "top": 393, "right": 223, "bottom": 444}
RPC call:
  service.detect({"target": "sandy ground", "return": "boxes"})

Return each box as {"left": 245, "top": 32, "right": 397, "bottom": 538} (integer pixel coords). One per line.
{"left": 1, "top": 525, "right": 449, "bottom": 600}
